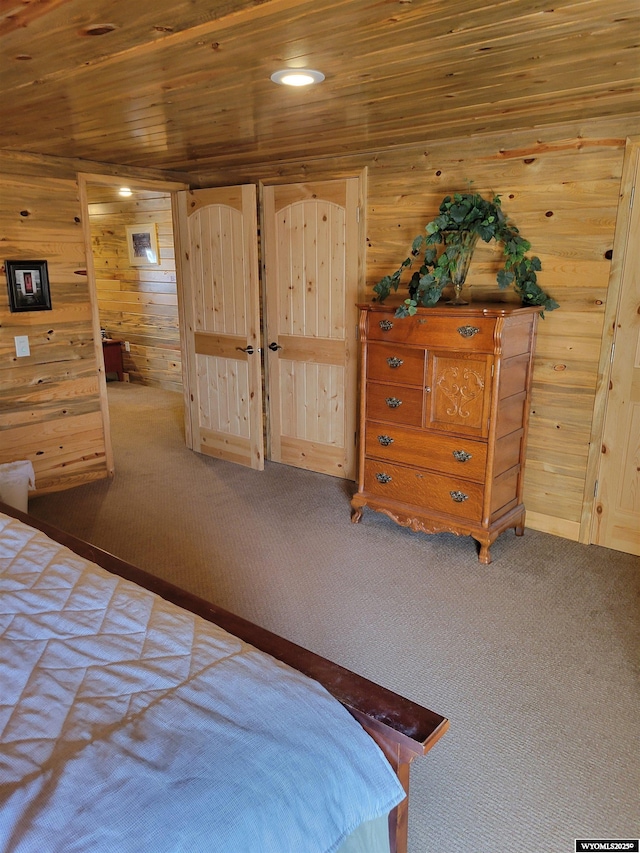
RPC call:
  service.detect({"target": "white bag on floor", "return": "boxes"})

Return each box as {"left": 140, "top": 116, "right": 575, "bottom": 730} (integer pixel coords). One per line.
{"left": 0, "top": 460, "right": 36, "bottom": 513}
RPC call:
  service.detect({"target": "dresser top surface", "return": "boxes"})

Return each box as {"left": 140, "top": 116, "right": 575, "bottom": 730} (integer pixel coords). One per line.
{"left": 359, "top": 302, "right": 542, "bottom": 318}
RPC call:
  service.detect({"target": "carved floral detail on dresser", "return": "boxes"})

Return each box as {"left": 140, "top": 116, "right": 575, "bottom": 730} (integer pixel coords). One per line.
{"left": 375, "top": 506, "right": 464, "bottom": 537}
{"left": 436, "top": 365, "right": 485, "bottom": 418}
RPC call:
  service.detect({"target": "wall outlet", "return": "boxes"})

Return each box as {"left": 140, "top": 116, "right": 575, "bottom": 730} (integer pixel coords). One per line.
{"left": 14, "top": 335, "right": 30, "bottom": 357}
{"left": 124, "top": 341, "right": 131, "bottom": 352}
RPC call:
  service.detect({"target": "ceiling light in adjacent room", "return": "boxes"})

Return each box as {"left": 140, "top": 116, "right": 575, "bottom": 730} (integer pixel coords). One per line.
{"left": 270, "top": 69, "right": 325, "bottom": 87}
{"left": 119, "top": 187, "right": 133, "bottom": 197}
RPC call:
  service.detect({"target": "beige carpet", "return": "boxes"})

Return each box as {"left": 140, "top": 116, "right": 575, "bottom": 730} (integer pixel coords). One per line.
{"left": 30, "top": 382, "right": 640, "bottom": 853}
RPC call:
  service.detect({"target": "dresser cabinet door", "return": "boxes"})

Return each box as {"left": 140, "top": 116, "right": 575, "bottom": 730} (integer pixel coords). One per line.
{"left": 426, "top": 352, "right": 493, "bottom": 438}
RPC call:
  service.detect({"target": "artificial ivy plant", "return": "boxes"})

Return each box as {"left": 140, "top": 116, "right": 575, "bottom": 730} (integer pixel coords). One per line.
{"left": 373, "top": 191, "right": 559, "bottom": 317}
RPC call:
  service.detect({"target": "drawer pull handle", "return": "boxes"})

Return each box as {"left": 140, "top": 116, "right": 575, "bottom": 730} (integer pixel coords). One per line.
{"left": 452, "top": 450, "right": 472, "bottom": 463}
{"left": 377, "top": 435, "right": 394, "bottom": 446}
{"left": 387, "top": 356, "right": 403, "bottom": 368}
{"left": 450, "top": 490, "right": 469, "bottom": 503}
{"left": 379, "top": 319, "right": 394, "bottom": 331}
{"left": 385, "top": 397, "right": 402, "bottom": 408}
{"left": 457, "top": 325, "right": 480, "bottom": 338}
{"left": 376, "top": 473, "right": 392, "bottom": 484}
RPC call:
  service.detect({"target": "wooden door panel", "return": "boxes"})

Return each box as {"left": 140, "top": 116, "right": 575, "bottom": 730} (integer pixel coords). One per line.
{"left": 618, "top": 400, "right": 640, "bottom": 514}
{"left": 592, "top": 142, "right": 640, "bottom": 554}
{"left": 196, "top": 354, "right": 251, "bottom": 437}
{"left": 276, "top": 200, "right": 346, "bottom": 338}
{"left": 191, "top": 204, "right": 246, "bottom": 335}
{"left": 263, "top": 177, "right": 361, "bottom": 480}
{"left": 277, "top": 334, "right": 345, "bottom": 365}
{"left": 278, "top": 360, "right": 346, "bottom": 446}
{"left": 178, "top": 185, "right": 263, "bottom": 470}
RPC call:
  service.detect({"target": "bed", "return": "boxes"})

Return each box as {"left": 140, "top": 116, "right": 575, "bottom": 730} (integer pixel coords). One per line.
{"left": 0, "top": 501, "right": 448, "bottom": 853}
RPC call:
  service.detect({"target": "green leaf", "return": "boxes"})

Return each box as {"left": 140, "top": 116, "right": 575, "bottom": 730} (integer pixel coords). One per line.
{"left": 419, "top": 283, "right": 443, "bottom": 306}
{"left": 449, "top": 202, "right": 471, "bottom": 223}
{"left": 476, "top": 223, "right": 494, "bottom": 242}
{"left": 394, "top": 299, "right": 417, "bottom": 318}
{"left": 497, "top": 269, "right": 514, "bottom": 289}
{"left": 411, "top": 236, "right": 424, "bottom": 255}
{"left": 423, "top": 247, "right": 437, "bottom": 266}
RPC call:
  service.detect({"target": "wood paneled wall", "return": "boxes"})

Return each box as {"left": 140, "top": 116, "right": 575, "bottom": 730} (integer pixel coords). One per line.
{"left": 0, "top": 153, "right": 191, "bottom": 495}
{"left": 0, "top": 154, "right": 108, "bottom": 494}
{"left": 192, "top": 116, "right": 640, "bottom": 542}
{"left": 2, "top": 115, "right": 638, "bottom": 539}
{"left": 88, "top": 191, "right": 182, "bottom": 392}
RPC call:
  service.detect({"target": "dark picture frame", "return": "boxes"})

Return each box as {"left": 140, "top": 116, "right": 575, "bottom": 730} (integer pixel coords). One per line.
{"left": 5, "top": 260, "right": 52, "bottom": 312}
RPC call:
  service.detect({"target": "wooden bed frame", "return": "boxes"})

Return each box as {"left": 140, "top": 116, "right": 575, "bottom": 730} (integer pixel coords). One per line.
{"left": 0, "top": 501, "right": 449, "bottom": 853}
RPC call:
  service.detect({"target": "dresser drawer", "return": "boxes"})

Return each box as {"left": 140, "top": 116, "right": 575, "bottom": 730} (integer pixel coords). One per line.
{"left": 366, "top": 311, "right": 495, "bottom": 352}
{"left": 367, "top": 343, "right": 426, "bottom": 385}
{"left": 363, "top": 459, "right": 483, "bottom": 520}
{"left": 366, "top": 383, "right": 424, "bottom": 427}
{"left": 364, "top": 421, "right": 487, "bottom": 482}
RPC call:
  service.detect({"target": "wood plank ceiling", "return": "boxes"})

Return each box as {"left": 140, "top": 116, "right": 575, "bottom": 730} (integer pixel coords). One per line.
{"left": 0, "top": 0, "right": 638, "bottom": 173}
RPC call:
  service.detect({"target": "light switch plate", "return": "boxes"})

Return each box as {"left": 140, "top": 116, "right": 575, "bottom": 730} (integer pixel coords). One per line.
{"left": 15, "top": 335, "right": 30, "bottom": 357}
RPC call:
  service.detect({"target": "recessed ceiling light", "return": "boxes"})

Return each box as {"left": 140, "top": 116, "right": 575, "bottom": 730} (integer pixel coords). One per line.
{"left": 270, "top": 69, "right": 325, "bottom": 87}
{"left": 118, "top": 187, "right": 133, "bottom": 197}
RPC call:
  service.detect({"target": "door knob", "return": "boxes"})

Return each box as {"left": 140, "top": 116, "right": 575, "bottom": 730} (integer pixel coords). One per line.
{"left": 235, "top": 345, "right": 254, "bottom": 355}
{"left": 268, "top": 342, "right": 283, "bottom": 351}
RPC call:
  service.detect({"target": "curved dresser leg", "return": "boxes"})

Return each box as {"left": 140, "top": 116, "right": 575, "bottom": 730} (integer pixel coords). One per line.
{"left": 351, "top": 506, "right": 363, "bottom": 524}
{"left": 477, "top": 540, "right": 492, "bottom": 565}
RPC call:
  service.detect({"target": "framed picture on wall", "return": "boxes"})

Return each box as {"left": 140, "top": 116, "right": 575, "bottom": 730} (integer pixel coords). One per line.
{"left": 126, "top": 223, "right": 160, "bottom": 266}
{"left": 5, "top": 260, "right": 52, "bottom": 312}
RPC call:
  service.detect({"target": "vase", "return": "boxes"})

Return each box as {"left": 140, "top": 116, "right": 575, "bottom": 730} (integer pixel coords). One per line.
{"left": 446, "top": 231, "right": 479, "bottom": 305}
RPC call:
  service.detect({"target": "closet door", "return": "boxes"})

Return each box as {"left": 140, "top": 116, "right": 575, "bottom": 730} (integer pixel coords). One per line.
{"left": 262, "top": 178, "right": 361, "bottom": 480}
{"left": 176, "top": 186, "right": 264, "bottom": 469}
{"left": 591, "top": 142, "right": 640, "bottom": 555}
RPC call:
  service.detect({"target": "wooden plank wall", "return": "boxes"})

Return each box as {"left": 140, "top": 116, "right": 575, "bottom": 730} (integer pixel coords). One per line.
{"left": 192, "top": 116, "right": 640, "bottom": 542}
{"left": 2, "top": 115, "right": 638, "bottom": 538}
{"left": 88, "top": 192, "right": 182, "bottom": 391}
{"left": 0, "top": 154, "right": 109, "bottom": 493}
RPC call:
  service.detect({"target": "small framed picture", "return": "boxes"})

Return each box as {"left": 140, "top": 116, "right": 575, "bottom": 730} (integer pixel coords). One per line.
{"left": 5, "top": 260, "right": 52, "bottom": 312}
{"left": 126, "top": 223, "right": 160, "bottom": 266}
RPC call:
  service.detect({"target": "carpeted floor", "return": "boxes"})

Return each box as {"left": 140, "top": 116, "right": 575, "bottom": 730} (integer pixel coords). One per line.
{"left": 30, "top": 382, "right": 640, "bottom": 853}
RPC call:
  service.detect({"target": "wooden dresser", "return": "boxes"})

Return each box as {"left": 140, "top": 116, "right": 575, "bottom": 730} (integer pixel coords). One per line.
{"left": 351, "top": 303, "right": 541, "bottom": 563}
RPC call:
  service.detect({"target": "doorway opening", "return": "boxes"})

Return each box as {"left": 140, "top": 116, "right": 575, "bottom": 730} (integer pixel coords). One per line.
{"left": 80, "top": 174, "right": 189, "bottom": 476}
{"left": 85, "top": 183, "right": 182, "bottom": 391}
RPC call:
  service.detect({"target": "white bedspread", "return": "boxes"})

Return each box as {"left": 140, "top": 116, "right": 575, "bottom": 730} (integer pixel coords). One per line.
{"left": 0, "top": 512, "right": 404, "bottom": 852}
